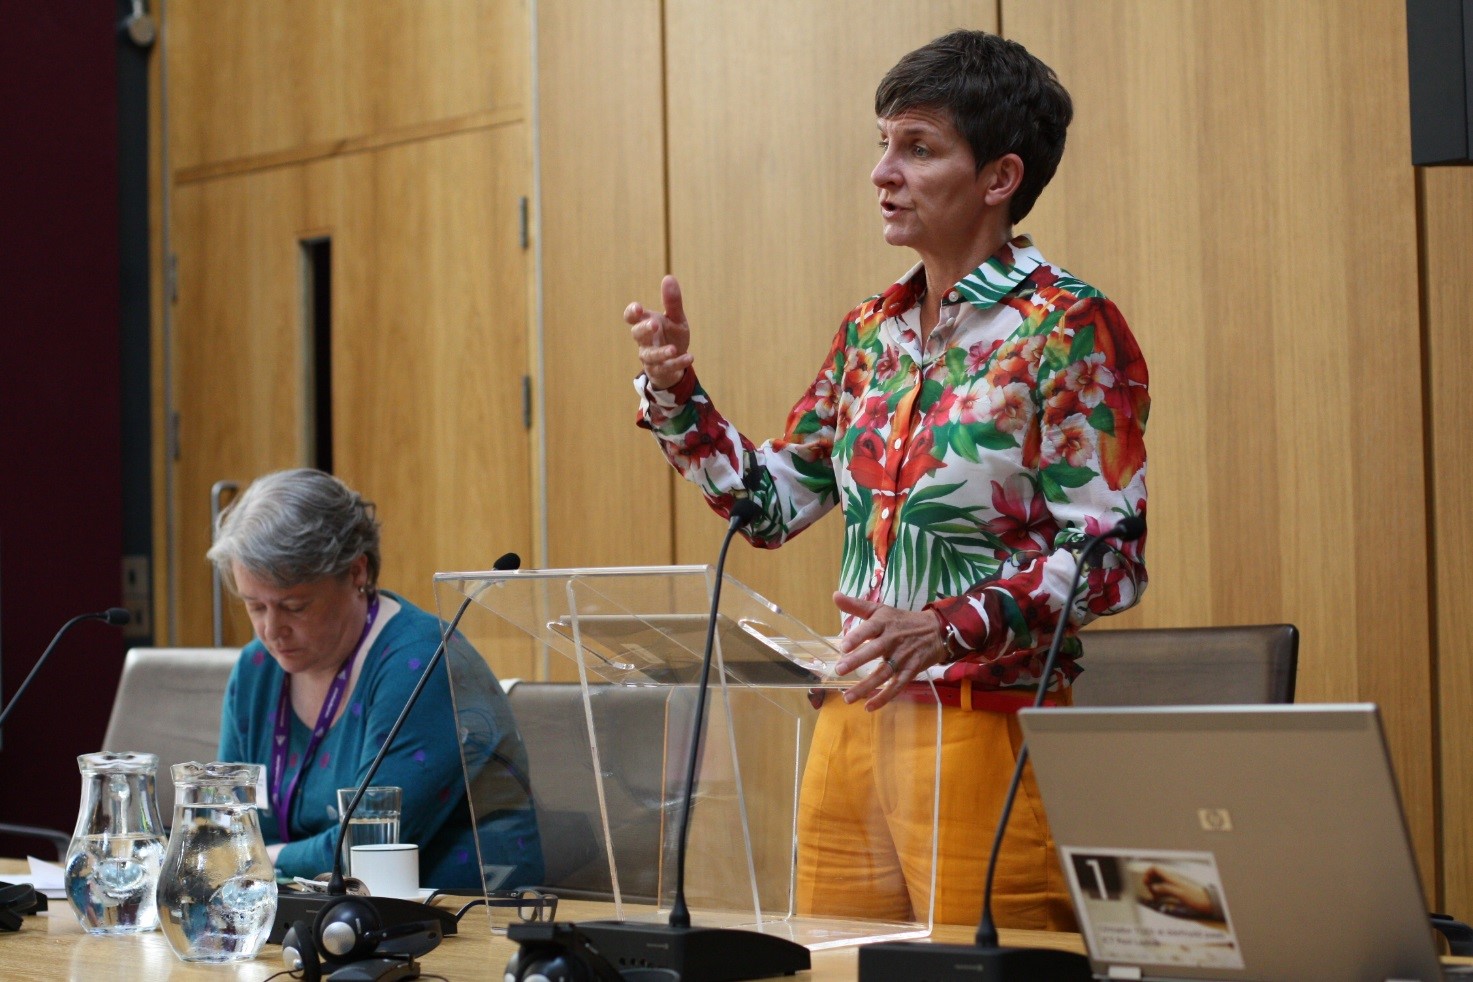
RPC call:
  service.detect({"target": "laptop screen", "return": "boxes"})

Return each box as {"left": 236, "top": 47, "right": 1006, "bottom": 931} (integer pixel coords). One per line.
{"left": 1019, "top": 704, "right": 1442, "bottom": 982}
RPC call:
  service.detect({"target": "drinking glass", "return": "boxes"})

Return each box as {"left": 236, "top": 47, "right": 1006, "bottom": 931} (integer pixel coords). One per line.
{"left": 336, "top": 786, "right": 402, "bottom": 875}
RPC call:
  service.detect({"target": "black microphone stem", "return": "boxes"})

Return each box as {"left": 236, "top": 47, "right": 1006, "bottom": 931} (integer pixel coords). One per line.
{"left": 974, "top": 524, "right": 1116, "bottom": 948}
{"left": 326, "top": 553, "right": 519, "bottom": 895}
{"left": 0, "top": 609, "right": 129, "bottom": 728}
{"left": 326, "top": 593, "right": 476, "bottom": 895}
{"left": 669, "top": 498, "right": 760, "bottom": 930}
{"left": 536, "top": 502, "right": 809, "bottom": 981}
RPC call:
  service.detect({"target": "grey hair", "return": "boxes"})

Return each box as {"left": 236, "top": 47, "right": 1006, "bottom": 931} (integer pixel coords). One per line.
{"left": 207, "top": 468, "right": 381, "bottom": 592}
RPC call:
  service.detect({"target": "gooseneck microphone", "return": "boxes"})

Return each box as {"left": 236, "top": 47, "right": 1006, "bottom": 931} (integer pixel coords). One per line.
{"left": 271, "top": 552, "right": 522, "bottom": 974}
{"left": 0, "top": 607, "right": 131, "bottom": 728}
{"left": 326, "top": 549, "right": 520, "bottom": 895}
{"left": 508, "top": 462, "right": 810, "bottom": 981}
{"left": 666, "top": 494, "right": 763, "bottom": 932}
{"left": 858, "top": 515, "right": 1146, "bottom": 982}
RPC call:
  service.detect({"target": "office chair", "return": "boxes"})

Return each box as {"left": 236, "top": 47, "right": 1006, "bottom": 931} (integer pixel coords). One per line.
{"left": 502, "top": 681, "right": 695, "bottom": 902}
{"left": 99, "top": 647, "right": 238, "bottom": 820}
{"left": 0, "top": 823, "right": 70, "bottom": 861}
{"left": 0, "top": 647, "right": 236, "bottom": 859}
{"left": 1071, "top": 624, "right": 1298, "bottom": 706}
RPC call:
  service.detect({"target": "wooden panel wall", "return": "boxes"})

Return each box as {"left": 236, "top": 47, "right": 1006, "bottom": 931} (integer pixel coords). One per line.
{"left": 1006, "top": 0, "right": 1436, "bottom": 893}
{"left": 1426, "top": 167, "right": 1473, "bottom": 918}
{"left": 662, "top": 0, "right": 988, "bottom": 634}
{"left": 536, "top": 1, "right": 671, "bottom": 573}
{"left": 536, "top": 0, "right": 1454, "bottom": 905}
{"left": 158, "top": 0, "right": 1473, "bottom": 914}
{"left": 158, "top": 1, "right": 537, "bottom": 680}
{"left": 166, "top": 0, "right": 527, "bottom": 172}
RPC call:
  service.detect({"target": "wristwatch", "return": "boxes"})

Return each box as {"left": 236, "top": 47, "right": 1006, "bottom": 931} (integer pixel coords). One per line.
{"left": 934, "top": 613, "right": 969, "bottom": 663}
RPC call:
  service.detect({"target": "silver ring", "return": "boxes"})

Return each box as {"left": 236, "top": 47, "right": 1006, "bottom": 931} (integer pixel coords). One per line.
{"left": 883, "top": 657, "right": 897, "bottom": 674}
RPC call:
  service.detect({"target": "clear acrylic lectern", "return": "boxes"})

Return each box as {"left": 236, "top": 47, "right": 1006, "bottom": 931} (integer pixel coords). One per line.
{"left": 435, "top": 564, "right": 939, "bottom": 950}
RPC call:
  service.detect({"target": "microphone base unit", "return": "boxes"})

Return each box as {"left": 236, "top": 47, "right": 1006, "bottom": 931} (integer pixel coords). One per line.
{"left": 270, "top": 893, "right": 457, "bottom": 946}
{"left": 858, "top": 940, "right": 1092, "bottom": 981}
{"left": 575, "top": 919, "right": 811, "bottom": 982}
{"left": 321, "top": 955, "right": 421, "bottom": 981}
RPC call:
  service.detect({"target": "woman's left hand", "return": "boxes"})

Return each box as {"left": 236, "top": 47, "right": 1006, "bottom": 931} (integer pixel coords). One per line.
{"left": 832, "top": 592, "right": 946, "bottom": 711}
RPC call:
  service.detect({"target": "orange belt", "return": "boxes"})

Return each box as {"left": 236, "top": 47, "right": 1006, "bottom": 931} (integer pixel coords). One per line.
{"left": 893, "top": 679, "right": 1056, "bottom": 713}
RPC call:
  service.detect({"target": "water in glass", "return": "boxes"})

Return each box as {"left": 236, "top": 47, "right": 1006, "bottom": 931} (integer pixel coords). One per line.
{"left": 344, "top": 815, "right": 400, "bottom": 870}
{"left": 336, "top": 785, "right": 401, "bottom": 875}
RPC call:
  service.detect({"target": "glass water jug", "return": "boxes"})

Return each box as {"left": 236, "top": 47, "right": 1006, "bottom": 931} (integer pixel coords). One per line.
{"left": 63, "top": 751, "right": 167, "bottom": 934}
{"left": 155, "top": 762, "right": 277, "bottom": 962}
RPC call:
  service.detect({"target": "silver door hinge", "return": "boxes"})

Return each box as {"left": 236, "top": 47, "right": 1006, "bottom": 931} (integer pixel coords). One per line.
{"left": 518, "top": 196, "right": 530, "bottom": 250}
{"left": 522, "top": 375, "right": 533, "bottom": 430}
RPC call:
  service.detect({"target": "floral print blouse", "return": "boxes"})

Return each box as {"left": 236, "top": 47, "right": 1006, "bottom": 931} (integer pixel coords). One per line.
{"left": 636, "top": 235, "right": 1148, "bottom": 691}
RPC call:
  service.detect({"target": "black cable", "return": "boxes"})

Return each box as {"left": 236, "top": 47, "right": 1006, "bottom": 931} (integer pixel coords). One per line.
{"left": 440, "top": 889, "right": 558, "bottom": 923}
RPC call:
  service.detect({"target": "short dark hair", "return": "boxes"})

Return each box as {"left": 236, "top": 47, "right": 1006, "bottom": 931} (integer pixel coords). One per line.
{"left": 875, "top": 29, "right": 1073, "bottom": 223}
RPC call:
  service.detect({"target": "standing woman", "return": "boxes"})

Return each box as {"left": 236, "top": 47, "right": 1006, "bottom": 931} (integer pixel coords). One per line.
{"left": 211, "top": 468, "right": 542, "bottom": 891}
{"left": 626, "top": 31, "right": 1148, "bottom": 929}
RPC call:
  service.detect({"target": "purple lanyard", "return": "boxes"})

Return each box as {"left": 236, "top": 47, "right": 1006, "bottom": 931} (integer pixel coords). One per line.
{"left": 269, "top": 595, "right": 379, "bottom": 842}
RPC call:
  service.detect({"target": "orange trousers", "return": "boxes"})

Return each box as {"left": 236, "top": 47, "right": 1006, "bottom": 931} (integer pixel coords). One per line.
{"left": 795, "top": 691, "right": 1076, "bottom": 931}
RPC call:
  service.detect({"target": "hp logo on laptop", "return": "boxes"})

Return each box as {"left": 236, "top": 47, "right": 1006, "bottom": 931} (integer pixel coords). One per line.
{"left": 1198, "top": 808, "right": 1233, "bottom": 832}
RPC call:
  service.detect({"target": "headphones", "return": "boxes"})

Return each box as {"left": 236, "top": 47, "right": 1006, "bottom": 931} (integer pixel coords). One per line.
{"left": 281, "top": 895, "right": 442, "bottom": 979}
{"left": 0, "top": 882, "right": 41, "bottom": 933}
{"left": 504, "top": 922, "right": 624, "bottom": 982}
{"left": 281, "top": 920, "right": 325, "bottom": 982}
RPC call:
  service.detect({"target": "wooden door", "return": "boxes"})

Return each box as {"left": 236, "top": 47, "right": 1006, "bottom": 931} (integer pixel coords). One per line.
{"left": 332, "top": 125, "right": 540, "bottom": 679}
{"left": 170, "top": 161, "right": 341, "bottom": 646}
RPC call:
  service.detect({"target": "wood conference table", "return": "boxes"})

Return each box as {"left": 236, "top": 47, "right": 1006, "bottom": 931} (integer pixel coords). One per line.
{"left": 12, "top": 872, "right": 1473, "bottom": 979}
{"left": 0, "top": 860, "right": 1086, "bottom": 981}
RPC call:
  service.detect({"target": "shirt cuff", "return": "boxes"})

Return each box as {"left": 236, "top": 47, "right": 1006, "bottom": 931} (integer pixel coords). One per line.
{"left": 926, "top": 602, "right": 972, "bottom": 663}
{"left": 634, "top": 368, "right": 698, "bottom": 428}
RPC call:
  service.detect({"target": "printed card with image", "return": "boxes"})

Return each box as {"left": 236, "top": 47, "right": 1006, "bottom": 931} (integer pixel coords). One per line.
{"left": 1062, "top": 847, "right": 1244, "bottom": 971}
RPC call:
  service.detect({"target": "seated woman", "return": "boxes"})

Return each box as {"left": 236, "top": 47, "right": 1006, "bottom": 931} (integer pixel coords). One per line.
{"left": 211, "top": 468, "right": 542, "bottom": 891}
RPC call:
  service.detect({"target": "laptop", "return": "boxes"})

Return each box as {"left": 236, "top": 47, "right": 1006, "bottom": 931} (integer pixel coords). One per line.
{"left": 1018, "top": 704, "right": 1451, "bottom": 981}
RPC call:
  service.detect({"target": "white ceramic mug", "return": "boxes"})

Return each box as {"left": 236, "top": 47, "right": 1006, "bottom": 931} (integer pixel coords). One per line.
{"left": 350, "top": 843, "right": 419, "bottom": 899}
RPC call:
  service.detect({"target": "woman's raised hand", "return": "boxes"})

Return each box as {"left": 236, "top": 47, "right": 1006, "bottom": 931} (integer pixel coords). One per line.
{"left": 625, "top": 274, "right": 694, "bottom": 390}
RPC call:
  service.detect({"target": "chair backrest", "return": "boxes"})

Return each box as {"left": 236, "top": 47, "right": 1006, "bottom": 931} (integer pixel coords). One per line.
{"left": 101, "top": 647, "right": 238, "bottom": 818}
{"left": 504, "top": 681, "right": 693, "bottom": 901}
{"left": 1070, "top": 624, "right": 1298, "bottom": 706}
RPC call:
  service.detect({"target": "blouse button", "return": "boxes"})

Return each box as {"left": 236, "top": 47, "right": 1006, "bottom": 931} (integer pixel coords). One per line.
{"left": 893, "top": 438, "right": 903, "bottom": 450}
{"left": 947, "top": 290, "right": 960, "bottom": 303}
{"left": 881, "top": 507, "right": 892, "bottom": 519}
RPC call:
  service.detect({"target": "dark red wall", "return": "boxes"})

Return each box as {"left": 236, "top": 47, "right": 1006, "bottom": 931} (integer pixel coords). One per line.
{"left": 0, "top": 6, "right": 127, "bottom": 849}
